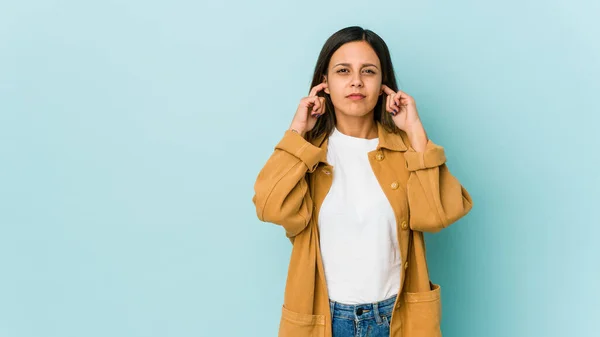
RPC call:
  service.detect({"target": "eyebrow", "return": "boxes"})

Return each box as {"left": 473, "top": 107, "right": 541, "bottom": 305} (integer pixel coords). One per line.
{"left": 333, "top": 62, "right": 379, "bottom": 69}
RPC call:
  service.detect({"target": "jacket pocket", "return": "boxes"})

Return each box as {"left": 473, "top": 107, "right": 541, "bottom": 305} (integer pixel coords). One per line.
{"left": 278, "top": 305, "right": 325, "bottom": 337}
{"left": 401, "top": 283, "right": 442, "bottom": 337}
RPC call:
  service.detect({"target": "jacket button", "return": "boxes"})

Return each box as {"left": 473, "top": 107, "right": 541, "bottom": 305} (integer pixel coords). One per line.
{"left": 401, "top": 221, "right": 408, "bottom": 230}
{"left": 404, "top": 261, "right": 409, "bottom": 269}
{"left": 376, "top": 152, "right": 384, "bottom": 161}
{"left": 391, "top": 181, "right": 399, "bottom": 190}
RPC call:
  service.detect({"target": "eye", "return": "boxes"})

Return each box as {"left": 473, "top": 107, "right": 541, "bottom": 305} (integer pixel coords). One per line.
{"left": 336, "top": 68, "right": 376, "bottom": 74}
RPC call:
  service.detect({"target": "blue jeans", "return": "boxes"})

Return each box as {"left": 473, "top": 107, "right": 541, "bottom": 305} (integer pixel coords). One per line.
{"left": 329, "top": 293, "right": 397, "bottom": 337}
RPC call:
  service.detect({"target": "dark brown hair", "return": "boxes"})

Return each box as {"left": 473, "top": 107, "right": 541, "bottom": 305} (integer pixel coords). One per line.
{"left": 305, "top": 26, "right": 402, "bottom": 143}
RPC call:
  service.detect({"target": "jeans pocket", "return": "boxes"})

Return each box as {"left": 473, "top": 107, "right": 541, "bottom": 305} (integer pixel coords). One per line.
{"left": 279, "top": 304, "right": 326, "bottom": 337}
{"left": 380, "top": 313, "right": 392, "bottom": 328}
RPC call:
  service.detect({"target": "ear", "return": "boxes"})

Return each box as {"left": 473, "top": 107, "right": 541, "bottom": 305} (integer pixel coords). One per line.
{"left": 322, "top": 75, "right": 330, "bottom": 94}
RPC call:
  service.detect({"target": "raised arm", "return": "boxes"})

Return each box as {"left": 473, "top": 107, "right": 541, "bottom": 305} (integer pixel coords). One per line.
{"left": 404, "top": 139, "right": 473, "bottom": 232}
{"left": 252, "top": 130, "right": 323, "bottom": 238}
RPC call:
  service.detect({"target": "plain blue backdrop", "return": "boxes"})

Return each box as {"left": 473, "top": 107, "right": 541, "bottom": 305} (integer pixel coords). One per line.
{"left": 1, "top": 1, "right": 598, "bottom": 336}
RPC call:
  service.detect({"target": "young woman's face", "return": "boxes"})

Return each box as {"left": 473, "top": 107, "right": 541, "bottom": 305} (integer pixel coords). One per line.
{"left": 324, "top": 41, "right": 383, "bottom": 118}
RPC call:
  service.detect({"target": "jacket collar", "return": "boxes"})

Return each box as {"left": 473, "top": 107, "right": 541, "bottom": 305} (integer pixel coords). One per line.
{"left": 310, "top": 120, "right": 408, "bottom": 164}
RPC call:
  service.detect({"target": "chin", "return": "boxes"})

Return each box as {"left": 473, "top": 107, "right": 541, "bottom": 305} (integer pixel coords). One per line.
{"left": 342, "top": 105, "right": 377, "bottom": 116}
{"left": 338, "top": 110, "right": 373, "bottom": 118}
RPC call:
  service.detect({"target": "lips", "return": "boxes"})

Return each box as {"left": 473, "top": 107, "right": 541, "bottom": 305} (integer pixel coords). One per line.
{"left": 347, "top": 93, "right": 365, "bottom": 100}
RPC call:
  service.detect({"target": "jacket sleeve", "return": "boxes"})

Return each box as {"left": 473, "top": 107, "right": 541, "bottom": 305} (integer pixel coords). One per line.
{"left": 252, "top": 130, "right": 323, "bottom": 238}
{"left": 404, "top": 139, "right": 473, "bottom": 233}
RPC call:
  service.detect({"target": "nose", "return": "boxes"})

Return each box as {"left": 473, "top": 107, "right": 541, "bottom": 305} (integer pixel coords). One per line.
{"left": 351, "top": 74, "right": 363, "bottom": 88}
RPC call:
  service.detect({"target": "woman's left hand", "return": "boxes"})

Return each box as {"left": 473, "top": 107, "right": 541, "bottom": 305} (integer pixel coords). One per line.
{"left": 381, "top": 84, "right": 422, "bottom": 132}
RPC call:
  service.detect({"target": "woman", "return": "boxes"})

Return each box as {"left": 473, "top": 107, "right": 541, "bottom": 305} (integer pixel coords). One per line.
{"left": 252, "top": 26, "right": 473, "bottom": 337}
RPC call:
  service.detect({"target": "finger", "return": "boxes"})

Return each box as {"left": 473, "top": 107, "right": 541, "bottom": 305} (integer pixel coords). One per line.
{"left": 394, "top": 92, "right": 401, "bottom": 108}
{"left": 397, "top": 90, "right": 413, "bottom": 104}
{"left": 312, "top": 97, "right": 321, "bottom": 114}
{"left": 386, "top": 94, "right": 391, "bottom": 112}
{"left": 307, "top": 96, "right": 321, "bottom": 116}
{"left": 309, "top": 82, "right": 328, "bottom": 97}
{"left": 301, "top": 97, "right": 315, "bottom": 116}
{"left": 386, "top": 95, "right": 395, "bottom": 115}
{"left": 317, "top": 97, "right": 326, "bottom": 114}
{"left": 303, "top": 95, "right": 317, "bottom": 106}
{"left": 391, "top": 95, "right": 399, "bottom": 115}
{"left": 300, "top": 96, "right": 311, "bottom": 108}
{"left": 381, "top": 84, "right": 396, "bottom": 96}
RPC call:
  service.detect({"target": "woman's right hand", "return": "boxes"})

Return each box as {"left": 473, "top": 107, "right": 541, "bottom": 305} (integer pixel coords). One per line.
{"left": 289, "top": 83, "right": 328, "bottom": 135}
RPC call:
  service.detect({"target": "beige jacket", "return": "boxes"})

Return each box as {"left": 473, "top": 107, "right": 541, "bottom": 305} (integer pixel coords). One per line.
{"left": 252, "top": 120, "right": 473, "bottom": 337}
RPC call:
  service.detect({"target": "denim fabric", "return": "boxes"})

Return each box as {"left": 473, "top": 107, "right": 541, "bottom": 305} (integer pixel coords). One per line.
{"left": 329, "top": 293, "right": 397, "bottom": 337}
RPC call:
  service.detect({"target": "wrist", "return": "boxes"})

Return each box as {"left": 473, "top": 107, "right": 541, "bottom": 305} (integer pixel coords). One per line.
{"left": 404, "top": 120, "right": 424, "bottom": 136}
{"left": 289, "top": 125, "right": 306, "bottom": 137}
{"left": 405, "top": 121, "right": 428, "bottom": 152}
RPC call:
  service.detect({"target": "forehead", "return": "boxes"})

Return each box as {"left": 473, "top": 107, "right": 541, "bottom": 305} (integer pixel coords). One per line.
{"left": 329, "top": 41, "right": 380, "bottom": 67}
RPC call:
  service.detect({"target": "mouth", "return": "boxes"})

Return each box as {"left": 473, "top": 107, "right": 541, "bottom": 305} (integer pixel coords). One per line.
{"left": 346, "top": 94, "right": 365, "bottom": 100}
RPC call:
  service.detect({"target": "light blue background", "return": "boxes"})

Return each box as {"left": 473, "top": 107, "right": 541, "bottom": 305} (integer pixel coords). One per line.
{"left": 1, "top": 0, "right": 598, "bottom": 336}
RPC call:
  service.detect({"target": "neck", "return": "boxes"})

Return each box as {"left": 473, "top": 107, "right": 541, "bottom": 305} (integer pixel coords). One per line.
{"left": 335, "top": 114, "right": 378, "bottom": 139}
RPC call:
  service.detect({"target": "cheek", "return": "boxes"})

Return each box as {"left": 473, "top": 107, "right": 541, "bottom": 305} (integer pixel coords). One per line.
{"left": 327, "top": 82, "right": 342, "bottom": 95}
{"left": 328, "top": 86, "right": 345, "bottom": 103}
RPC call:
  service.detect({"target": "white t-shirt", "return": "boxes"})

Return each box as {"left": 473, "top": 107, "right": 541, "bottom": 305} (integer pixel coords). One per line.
{"left": 318, "top": 126, "right": 401, "bottom": 304}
